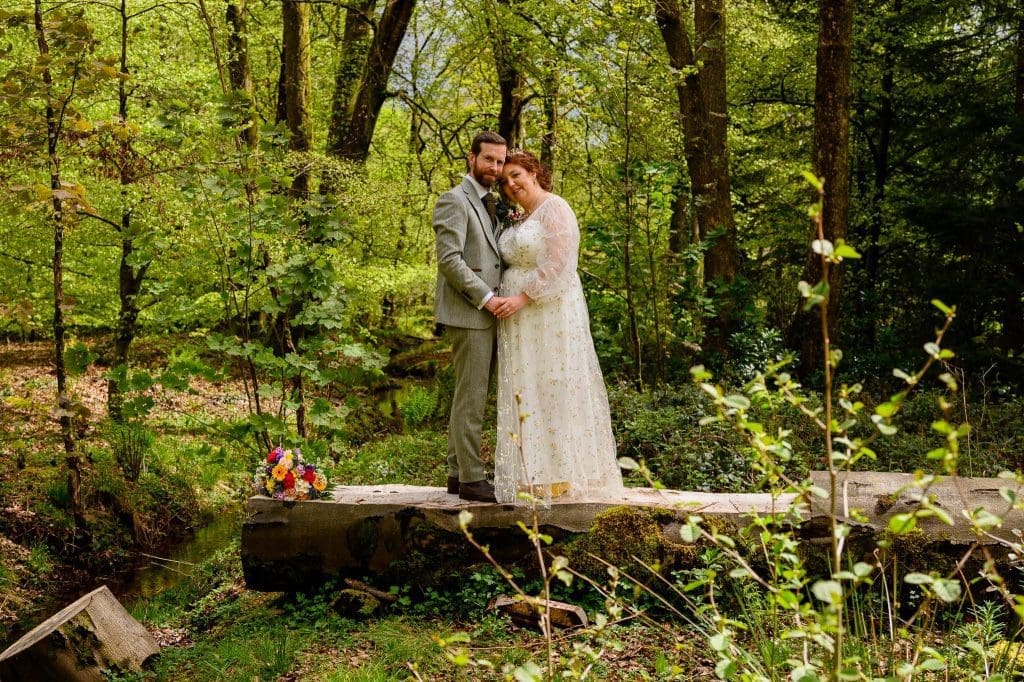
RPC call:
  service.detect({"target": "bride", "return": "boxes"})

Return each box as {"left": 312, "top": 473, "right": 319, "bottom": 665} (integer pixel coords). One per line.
{"left": 490, "top": 150, "right": 624, "bottom": 505}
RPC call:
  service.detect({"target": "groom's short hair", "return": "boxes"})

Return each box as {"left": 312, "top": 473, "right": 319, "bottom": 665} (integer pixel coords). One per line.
{"left": 471, "top": 131, "right": 507, "bottom": 155}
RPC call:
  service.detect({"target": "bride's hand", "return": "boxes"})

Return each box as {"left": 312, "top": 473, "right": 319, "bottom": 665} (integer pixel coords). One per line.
{"left": 495, "top": 293, "right": 530, "bottom": 319}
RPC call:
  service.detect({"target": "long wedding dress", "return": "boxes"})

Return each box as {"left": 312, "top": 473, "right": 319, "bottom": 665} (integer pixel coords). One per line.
{"left": 495, "top": 194, "right": 624, "bottom": 505}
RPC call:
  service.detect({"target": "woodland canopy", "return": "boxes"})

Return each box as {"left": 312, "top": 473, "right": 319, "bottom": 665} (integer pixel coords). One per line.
{"left": 0, "top": 0, "right": 1021, "bottom": 408}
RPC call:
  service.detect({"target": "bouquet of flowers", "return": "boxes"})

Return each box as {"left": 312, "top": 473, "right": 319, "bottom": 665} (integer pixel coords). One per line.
{"left": 253, "top": 446, "right": 330, "bottom": 501}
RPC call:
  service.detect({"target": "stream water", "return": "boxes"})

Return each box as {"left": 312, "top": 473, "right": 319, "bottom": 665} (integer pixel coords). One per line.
{"left": 115, "top": 510, "right": 243, "bottom": 605}
{"left": 1, "top": 510, "right": 242, "bottom": 650}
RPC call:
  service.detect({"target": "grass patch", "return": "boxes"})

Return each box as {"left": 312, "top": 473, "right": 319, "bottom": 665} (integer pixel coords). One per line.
{"left": 332, "top": 432, "right": 450, "bottom": 487}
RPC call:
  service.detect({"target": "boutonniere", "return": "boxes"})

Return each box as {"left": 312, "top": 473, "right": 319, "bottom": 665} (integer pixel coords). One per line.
{"left": 496, "top": 199, "right": 525, "bottom": 226}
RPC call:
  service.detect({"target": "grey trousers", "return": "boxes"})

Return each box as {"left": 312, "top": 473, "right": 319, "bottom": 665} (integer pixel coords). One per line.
{"left": 446, "top": 324, "right": 497, "bottom": 483}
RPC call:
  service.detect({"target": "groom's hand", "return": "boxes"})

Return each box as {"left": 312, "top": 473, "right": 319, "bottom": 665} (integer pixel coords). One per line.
{"left": 484, "top": 296, "right": 505, "bottom": 316}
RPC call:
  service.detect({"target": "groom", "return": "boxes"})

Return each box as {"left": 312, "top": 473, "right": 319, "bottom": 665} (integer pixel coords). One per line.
{"left": 433, "top": 131, "right": 508, "bottom": 503}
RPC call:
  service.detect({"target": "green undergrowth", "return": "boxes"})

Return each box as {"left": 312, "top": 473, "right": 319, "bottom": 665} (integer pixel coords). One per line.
{"left": 332, "top": 431, "right": 454, "bottom": 488}
{"left": 128, "top": 538, "right": 707, "bottom": 681}
{"left": 608, "top": 382, "right": 1023, "bottom": 493}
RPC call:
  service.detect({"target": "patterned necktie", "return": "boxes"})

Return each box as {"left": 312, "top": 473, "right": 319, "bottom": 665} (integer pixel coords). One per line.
{"left": 482, "top": 193, "right": 497, "bottom": 228}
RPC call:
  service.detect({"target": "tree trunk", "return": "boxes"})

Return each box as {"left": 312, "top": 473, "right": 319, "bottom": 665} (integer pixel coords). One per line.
{"left": 33, "top": 0, "right": 88, "bottom": 545}
{"left": 667, "top": 175, "right": 691, "bottom": 254}
{"left": 788, "top": 0, "right": 854, "bottom": 379}
{"left": 326, "top": 0, "right": 376, "bottom": 162}
{"left": 541, "top": 66, "right": 559, "bottom": 172}
{"left": 328, "top": 0, "right": 417, "bottom": 163}
{"left": 1000, "top": 5, "right": 1024, "bottom": 355}
{"left": 654, "top": 0, "right": 741, "bottom": 357}
{"left": 491, "top": 0, "right": 526, "bottom": 149}
{"left": 275, "top": 42, "right": 288, "bottom": 125}
{"left": 227, "top": 0, "right": 260, "bottom": 149}
{"left": 241, "top": 473, "right": 1024, "bottom": 591}
{"left": 107, "top": 0, "right": 149, "bottom": 423}
{"left": 279, "top": 0, "right": 315, "bottom": 436}
{"left": 241, "top": 484, "right": 787, "bottom": 590}
{"left": 1017, "top": 7, "right": 1024, "bottom": 117}
{"left": 855, "top": 16, "right": 894, "bottom": 354}
{"left": 282, "top": 0, "right": 312, "bottom": 196}
{"left": 694, "top": 0, "right": 741, "bottom": 355}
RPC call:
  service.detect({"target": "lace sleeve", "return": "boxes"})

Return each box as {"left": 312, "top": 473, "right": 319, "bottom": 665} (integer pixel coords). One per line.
{"left": 521, "top": 196, "right": 580, "bottom": 301}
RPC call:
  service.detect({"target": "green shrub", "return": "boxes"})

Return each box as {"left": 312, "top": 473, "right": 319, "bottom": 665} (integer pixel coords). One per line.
{"left": 399, "top": 386, "right": 439, "bottom": 428}
{"left": 607, "top": 382, "right": 813, "bottom": 492}
{"left": 106, "top": 421, "right": 155, "bottom": 482}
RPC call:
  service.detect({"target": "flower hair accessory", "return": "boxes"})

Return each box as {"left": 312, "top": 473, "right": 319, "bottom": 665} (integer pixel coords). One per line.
{"left": 253, "top": 446, "right": 330, "bottom": 501}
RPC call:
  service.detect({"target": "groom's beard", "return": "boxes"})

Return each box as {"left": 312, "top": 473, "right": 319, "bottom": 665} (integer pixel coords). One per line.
{"left": 471, "top": 162, "right": 498, "bottom": 188}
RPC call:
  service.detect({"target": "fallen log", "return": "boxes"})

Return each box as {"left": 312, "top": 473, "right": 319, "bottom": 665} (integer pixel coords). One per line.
{"left": 0, "top": 585, "right": 159, "bottom": 682}
{"left": 804, "top": 470, "right": 1024, "bottom": 549}
{"left": 241, "top": 474, "right": 1024, "bottom": 592}
{"left": 241, "top": 484, "right": 794, "bottom": 591}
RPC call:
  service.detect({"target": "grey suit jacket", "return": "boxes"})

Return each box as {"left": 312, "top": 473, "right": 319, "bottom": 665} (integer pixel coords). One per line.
{"left": 433, "top": 177, "right": 502, "bottom": 330}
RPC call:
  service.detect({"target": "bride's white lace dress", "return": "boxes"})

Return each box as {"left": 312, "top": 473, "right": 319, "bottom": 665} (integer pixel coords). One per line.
{"left": 495, "top": 194, "right": 624, "bottom": 505}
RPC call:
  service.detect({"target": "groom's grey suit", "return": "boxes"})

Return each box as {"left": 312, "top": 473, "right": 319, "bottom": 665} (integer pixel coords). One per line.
{"left": 434, "top": 176, "right": 502, "bottom": 484}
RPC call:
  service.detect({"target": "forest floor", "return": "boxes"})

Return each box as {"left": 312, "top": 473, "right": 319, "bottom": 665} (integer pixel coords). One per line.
{"left": 1, "top": 339, "right": 718, "bottom": 680}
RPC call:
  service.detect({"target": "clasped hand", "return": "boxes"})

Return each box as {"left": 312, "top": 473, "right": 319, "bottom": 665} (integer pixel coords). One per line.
{"left": 486, "top": 293, "right": 529, "bottom": 320}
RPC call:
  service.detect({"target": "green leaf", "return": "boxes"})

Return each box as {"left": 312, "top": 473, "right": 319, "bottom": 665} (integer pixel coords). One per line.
{"left": 617, "top": 456, "right": 639, "bottom": 471}
{"left": 853, "top": 562, "right": 874, "bottom": 578}
{"left": 970, "top": 508, "right": 1002, "bottom": 529}
{"left": 811, "top": 580, "right": 842, "bottom": 604}
{"left": 680, "top": 522, "right": 700, "bottom": 543}
{"left": 65, "top": 342, "right": 96, "bottom": 375}
{"left": 811, "top": 239, "right": 833, "bottom": 256}
{"left": 790, "top": 665, "right": 821, "bottom": 682}
{"left": 833, "top": 240, "right": 861, "bottom": 260}
{"left": 904, "top": 572, "right": 931, "bottom": 585}
{"left": 931, "top": 299, "right": 953, "bottom": 315}
{"left": 874, "top": 402, "right": 897, "bottom": 418}
{"left": 888, "top": 513, "right": 917, "bottom": 534}
{"left": 715, "top": 658, "right": 737, "bottom": 679}
{"left": 722, "top": 394, "right": 750, "bottom": 410}
{"left": 709, "top": 632, "right": 728, "bottom": 652}
{"left": 801, "top": 170, "right": 824, "bottom": 191}
{"left": 775, "top": 589, "right": 799, "bottom": 609}
{"left": 892, "top": 368, "right": 915, "bottom": 384}
{"left": 931, "top": 578, "right": 961, "bottom": 603}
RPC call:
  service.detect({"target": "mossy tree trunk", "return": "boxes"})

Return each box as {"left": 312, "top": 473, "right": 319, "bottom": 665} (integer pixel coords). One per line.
{"left": 325, "top": 0, "right": 417, "bottom": 164}
{"left": 787, "top": 0, "right": 853, "bottom": 379}
{"left": 654, "top": 0, "right": 742, "bottom": 358}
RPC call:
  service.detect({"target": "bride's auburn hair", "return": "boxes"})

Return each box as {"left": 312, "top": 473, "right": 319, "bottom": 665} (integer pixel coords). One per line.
{"left": 504, "top": 150, "right": 553, "bottom": 191}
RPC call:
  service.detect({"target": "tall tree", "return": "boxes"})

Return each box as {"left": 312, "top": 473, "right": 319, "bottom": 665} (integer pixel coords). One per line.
{"left": 227, "top": 0, "right": 260, "bottom": 149}
{"left": 1005, "top": 0, "right": 1024, "bottom": 356}
{"left": 28, "top": 1, "right": 99, "bottom": 545}
{"left": 325, "top": 0, "right": 417, "bottom": 163}
{"left": 489, "top": 0, "right": 526, "bottom": 148}
{"left": 326, "top": 0, "right": 376, "bottom": 164}
{"left": 654, "top": 0, "right": 742, "bottom": 356}
{"left": 282, "top": 0, "right": 312, "bottom": 196}
{"left": 97, "top": 0, "right": 154, "bottom": 422}
{"left": 787, "top": 0, "right": 853, "bottom": 378}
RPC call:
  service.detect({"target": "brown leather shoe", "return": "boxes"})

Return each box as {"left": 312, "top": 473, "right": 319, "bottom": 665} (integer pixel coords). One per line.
{"left": 458, "top": 479, "right": 496, "bottom": 503}
{"left": 447, "top": 476, "right": 459, "bottom": 494}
